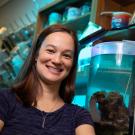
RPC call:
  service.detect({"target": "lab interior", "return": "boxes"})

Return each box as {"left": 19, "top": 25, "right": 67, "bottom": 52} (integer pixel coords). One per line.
{"left": 0, "top": 0, "right": 135, "bottom": 135}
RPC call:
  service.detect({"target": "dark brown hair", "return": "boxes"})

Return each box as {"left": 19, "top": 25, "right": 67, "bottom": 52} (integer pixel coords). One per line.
{"left": 12, "top": 24, "right": 79, "bottom": 106}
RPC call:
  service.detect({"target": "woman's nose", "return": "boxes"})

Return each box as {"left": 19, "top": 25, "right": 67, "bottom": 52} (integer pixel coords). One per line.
{"left": 52, "top": 54, "right": 62, "bottom": 64}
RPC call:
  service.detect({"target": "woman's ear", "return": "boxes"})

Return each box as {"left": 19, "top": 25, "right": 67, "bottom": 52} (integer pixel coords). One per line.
{"left": 35, "top": 58, "right": 37, "bottom": 63}
{"left": 35, "top": 51, "right": 39, "bottom": 62}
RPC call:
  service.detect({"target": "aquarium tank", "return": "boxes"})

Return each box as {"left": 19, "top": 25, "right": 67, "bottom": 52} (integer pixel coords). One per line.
{"left": 75, "top": 40, "right": 135, "bottom": 135}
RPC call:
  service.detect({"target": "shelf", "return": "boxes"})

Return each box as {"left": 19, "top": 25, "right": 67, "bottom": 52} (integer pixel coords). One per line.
{"left": 79, "top": 29, "right": 105, "bottom": 49}
{"left": 39, "top": 0, "right": 63, "bottom": 13}
{"left": 112, "top": 0, "right": 135, "bottom": 6}
{"left": 63, "top": 13, "right": 90, "bottom": 31}
{"left": 79, "top": 24, "right": 135, "bottom": 49}
{"left": 39, "top": 0, "right": 89, "bottom": 15}
{"left": 36, "top": 0, "right": 91, "bottom": 36}
{"left": 97, "top": 24, "right": 135, "bottom": 42}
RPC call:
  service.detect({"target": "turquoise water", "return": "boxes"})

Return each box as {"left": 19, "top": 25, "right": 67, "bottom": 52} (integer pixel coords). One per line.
{"left": 86, "top": 54, "right": 135, "bottom": 108}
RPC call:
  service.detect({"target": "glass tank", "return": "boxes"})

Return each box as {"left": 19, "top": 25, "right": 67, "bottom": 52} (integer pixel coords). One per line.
{"left": 75, "top": 40, "right": 135, "bottom": 134}
{"left": 86, "top": 40, "right": 135, "bottom": 135}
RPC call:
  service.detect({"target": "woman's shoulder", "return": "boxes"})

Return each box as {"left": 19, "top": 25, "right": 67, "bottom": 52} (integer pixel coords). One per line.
{"left": 65, "top": 104, "right": 94, "bottom": 127}
{"left": 66, "top": 103, "right": 88, "bottom": 112}
{"left": 0, "top": 88, "right": 16, "bottom": 102}
{"left": 0, "top": 88, "right": 17, "bottom": 122}
{"left": 65, "top": 104, "right": 91, "bottom": 118}
{"left": 0, "top": 87, "right": 14, "bottom": 95}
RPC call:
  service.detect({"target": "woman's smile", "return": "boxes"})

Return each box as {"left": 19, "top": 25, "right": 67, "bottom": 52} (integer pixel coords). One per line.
{"left": 46, "top": 65, "right": 63, "bottom": 74}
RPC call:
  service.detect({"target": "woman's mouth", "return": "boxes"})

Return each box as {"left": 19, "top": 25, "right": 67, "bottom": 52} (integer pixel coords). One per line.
{"left": 47, "top": 65, "right": 63, "bottom": 74}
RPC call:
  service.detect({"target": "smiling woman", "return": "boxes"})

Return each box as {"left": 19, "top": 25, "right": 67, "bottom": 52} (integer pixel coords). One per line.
{"left": 0, "top": 24, "right": 95, "bottom": 135}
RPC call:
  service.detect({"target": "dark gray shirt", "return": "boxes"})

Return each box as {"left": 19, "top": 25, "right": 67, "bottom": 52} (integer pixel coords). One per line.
{"left": 0, "top": 89, "right": 94, "bottom": 135}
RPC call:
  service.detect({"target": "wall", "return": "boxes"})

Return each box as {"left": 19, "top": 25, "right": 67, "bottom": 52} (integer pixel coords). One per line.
{"left": 0, "top": 0, "right": 54, "bottom": 34}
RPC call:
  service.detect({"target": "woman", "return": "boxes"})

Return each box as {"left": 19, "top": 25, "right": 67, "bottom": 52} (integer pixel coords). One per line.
{"left": 0, "top": 24, "right": 95, "bottom": 135}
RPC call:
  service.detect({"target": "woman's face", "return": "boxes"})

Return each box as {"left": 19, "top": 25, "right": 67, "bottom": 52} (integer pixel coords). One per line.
{"left": 36, "top": 32, "right": 75, "bottom": 84}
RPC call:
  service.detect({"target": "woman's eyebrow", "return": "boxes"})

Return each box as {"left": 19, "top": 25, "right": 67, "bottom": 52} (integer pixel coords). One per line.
{"left": 45, "top": 44, "right": 56, "bottom": 48}
{"left": 63, "top": 50, "right": 74, "bottom": 53}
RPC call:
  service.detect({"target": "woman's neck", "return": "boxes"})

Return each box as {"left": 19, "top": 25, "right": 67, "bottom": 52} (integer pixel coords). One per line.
{"left": 36, "top": 81, "right": 64, "bottom": 112}
{"left": 38, "top": 80, "right": 61, "bottom": 99}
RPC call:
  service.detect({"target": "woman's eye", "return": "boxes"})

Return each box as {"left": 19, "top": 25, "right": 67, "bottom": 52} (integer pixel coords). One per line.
{"left": 46, "top": 49, "right": 55, "bottom": 54}
{"left": 63, "top": 54, "right": 72, "bottom": 59}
